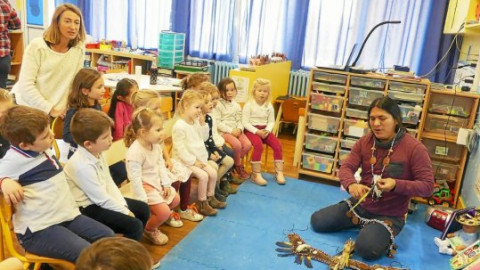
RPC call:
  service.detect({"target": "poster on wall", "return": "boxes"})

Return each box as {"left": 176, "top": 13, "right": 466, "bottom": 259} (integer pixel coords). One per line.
{"left": 231, "top": 76, "right": 249, "bottom": 103}
{"left": 26, "top": 0, "right": 43, "bottom": 26}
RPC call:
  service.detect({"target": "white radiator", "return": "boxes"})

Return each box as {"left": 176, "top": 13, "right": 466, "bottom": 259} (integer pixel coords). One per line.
{"left": 212, "top": 61, "right": 238, "bottom": 85}
{"left": 288, "top": 69, "right": 309, "bottom": 97}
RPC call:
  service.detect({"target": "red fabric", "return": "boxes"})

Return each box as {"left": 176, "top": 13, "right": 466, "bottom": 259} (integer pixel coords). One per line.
{"left": 0, "top": 1, "right": 21, "bottom": 57}
{"left": 112, "top": 101, "right": 133, "bottom": 141}
{"left": 339, "top": 132, "right": 434, "bottom": 217}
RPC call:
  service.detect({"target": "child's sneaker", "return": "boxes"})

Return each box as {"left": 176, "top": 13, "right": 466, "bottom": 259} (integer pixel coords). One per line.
{"left": 165, "top": 212, "right": 183, "bottom": 228}
{"left": 143, "top": 229, "right": 168, "bottom": 245}
{"left": 179, "top": 204, "right": 204, "bottom": 222}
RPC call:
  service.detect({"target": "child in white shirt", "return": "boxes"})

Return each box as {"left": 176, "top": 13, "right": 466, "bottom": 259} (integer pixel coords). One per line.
{"left": 242, "top": 78, "right": 285, "bottom": 185}
{"left": 172, "top": 90, "right": 226, "bottom": 217}
{"left": 124, "top": 108, "right": 181, "bottom": 245}
{"left": 214, "top": 78, "right": 252, "bottom": 180}
{"left": 64, "top": 108, "right": 150, "bottom": 241}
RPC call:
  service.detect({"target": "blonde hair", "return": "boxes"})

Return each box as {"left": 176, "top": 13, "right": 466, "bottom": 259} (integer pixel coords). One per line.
{"left": 76, "top": 237, "right": 153, "bottom": 270}
{"left": 44, "top": 4, "right": 86, "bottom": 47}
{"left": 0, "top": 88, "right": 12, "bottom": 103}
{"left": 132, "top": 90, "right": 160, "bottom": 110}
{"left": 123, "top": 107, "right": 162, "bottom": 147}
{"left": 198, "top": 81, "right": 218, "bottom": 95}
{"left": 176, "top": 90, "right": 204, "bottom": 116}
{"left": 180, "top": 74, "right": 209, "bottom": 90}
{"left": 250, "top": 78, "right": 272, "bottom": 103}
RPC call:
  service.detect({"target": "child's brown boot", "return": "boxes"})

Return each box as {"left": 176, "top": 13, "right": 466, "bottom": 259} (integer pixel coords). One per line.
{"left": 208, "top": 196, "right": 227, "bottom": 209}
{"left": 197, "top": 200, "right": 217, "bottom": 216}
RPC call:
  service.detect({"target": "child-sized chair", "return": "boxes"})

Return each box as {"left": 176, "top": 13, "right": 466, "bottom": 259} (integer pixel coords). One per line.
{"left": 50, "top": 117, "right": 64, "bottom": 160}
{"left": 0, "top": 194, "right": 75, "bottom": 270}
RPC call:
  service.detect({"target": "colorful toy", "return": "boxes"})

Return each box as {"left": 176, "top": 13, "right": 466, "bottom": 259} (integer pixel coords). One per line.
{"left": 434, "top": 209, "right": 480, "bottom": 257}
{"left": 428, "top": 183, "right": 455, "bottom": 207}
{"left": 275, "top": 233, "right": 407, "bottom": 270}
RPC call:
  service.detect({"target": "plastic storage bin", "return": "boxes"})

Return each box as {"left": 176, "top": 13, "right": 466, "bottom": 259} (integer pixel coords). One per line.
{"left": 399, "top": 105, "right": 421, "bottom": 125}
{"left": 350, "top": 77, "right": 385, "bottom": 89}
{"left": 302, "top": 152, "right": 334, "bottom": 173}
{"left": 343, "top": 119, "right": 369, "bottom": 138}
{"left": 341, "top": 138, "right": 358, "bottom": 149}
{"left": 307, "top": 113, "right": 341, "bottom": 133}
{"left": 338, "top": 149, "right": 350, "bottom": 165}
{"left": 389, "top": 81, "right": 427, "bottom": 94}
{"left": 422, "top": 138, "right": 463, "bottom": 162}
{"left": 304, "top": 133, "right": 338, "bottom": 154}
{"left": 310, "top": 93, "right": 344, "bottom": 113}
{"left": 345, "top": 108, "right": 368, "bottom": 120}
{"left": 313, "top": 72, "right": 347, "bottom": 84}
{"left": 432, "top": 162, "right": 459, "bottom": 182}
{"left": 158, "top": 31, "right": 185, "bottom": 69}
{"left": 312, "top": 82, "right": 346, "bottom": 94}
{"left": 428, "top": 93, "right": 472, "bottom": 117}
{"left": 388, "top": 91, "right": 424, "bottom": 103}
{"left": 424, "top": 114, "right": 468, "bottom": 136}
{"left": 348, "top": 87, "right": 384, "bottom": 107}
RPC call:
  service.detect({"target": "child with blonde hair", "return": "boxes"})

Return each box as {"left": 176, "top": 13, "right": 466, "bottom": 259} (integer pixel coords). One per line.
{"left": 214, "top": 78, "right": 252, "bottom": 179}
{"left": 180, "top": 73, "right": 209, "bottom": 90}
{"left": 132, "top": 90, "right": 203, "bottom": 222}
{"left": 198, "top": 82, "right": 238, "bottom": 196}
{"left": 108, "top": 78, "right": 138, "bottom": 140}
{"left": 0, "top": 89, "right": 13, "bottom": 158}
{"left": 242, "top": 78, "right": 285, "bottom": 185}
{"left": 64, "top": 68, "right": 105, "bottom": 158}
{"left": 124, "top": 108, "right": 181, "bottom": 245}
{"left": 172, "top": 90, "right": 226, "bottom": 216}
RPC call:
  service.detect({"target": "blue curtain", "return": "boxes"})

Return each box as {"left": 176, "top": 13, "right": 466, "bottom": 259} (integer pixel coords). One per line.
{"left": 415, "top": 0, "right": 458, "bottom": 83}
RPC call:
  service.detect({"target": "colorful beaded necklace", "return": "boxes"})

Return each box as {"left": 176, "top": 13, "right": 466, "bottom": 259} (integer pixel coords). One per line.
{"left": 369, "top": 132, "right": 398, "bottom": 199}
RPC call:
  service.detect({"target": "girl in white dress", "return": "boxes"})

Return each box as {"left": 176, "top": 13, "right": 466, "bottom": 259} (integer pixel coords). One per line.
{"left": 124, "top": 108, "right": 180, "bottom": 245}
{"left": 172, "top": 90, "right": 226, "bottom": 216}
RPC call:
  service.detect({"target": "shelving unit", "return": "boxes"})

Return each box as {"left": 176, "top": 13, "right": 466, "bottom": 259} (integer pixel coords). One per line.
{"left": 298, "top": 68, "right": 429, "bottom": 181}
{"left": 158, "top": 31, "right": 185, "bottom": 69}
{"left": 416, "top": 89, "right": 479, "bottom": 207}
{"left": 86, "top": 49, "right": 155, "bottom": 74}
{"left": 298, "top": 68, "right": 479, "bottom": 208}
{"left": 8, "top": 30, "right": 23, "bottom": 84}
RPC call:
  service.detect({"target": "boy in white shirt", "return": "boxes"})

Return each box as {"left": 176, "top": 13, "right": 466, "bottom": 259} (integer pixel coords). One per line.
{"left": 64, "top": 108, "right": 150, "bottom": 241}
{"left": 0, "top": 105, "right": 113, "bottom": 262}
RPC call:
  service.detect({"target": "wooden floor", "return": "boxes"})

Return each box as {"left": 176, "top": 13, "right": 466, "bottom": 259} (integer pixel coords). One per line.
{"left": 145, "top": 129, "right": 302, "bottom": 263}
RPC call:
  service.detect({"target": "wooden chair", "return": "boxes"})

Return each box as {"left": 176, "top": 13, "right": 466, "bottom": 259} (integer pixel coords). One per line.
{"left": 293, "top": 107, "right": 307, "bottom": 167}
{"left": 159, "top": 95, "right": 173, "bottom": 119}
{"left": 50, "top": 117, "right": 64, "bottom": 159}
{"left": 274, "top": 98, "right": 307, "bottom": 136}
{"left": 0, "top": 194, "right": 75, "bottom": 270}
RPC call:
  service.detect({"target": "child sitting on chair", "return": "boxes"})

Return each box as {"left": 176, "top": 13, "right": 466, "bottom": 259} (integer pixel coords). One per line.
{"left": 242, "top": 78, "right": 285, "bottom": 185}
{"left": 0, "top": 105, "right": 114, "bottom": 263}
{"left": 214, "top": 78, "right": 252, "bottom": 180}
{"left": 64, "top": 108, "right": 150, "bottom": 242}
{"left": 132, "top": 90, "right": 203, "bottom": 223}
{"left": 124, "top": 108, "right": 182, "bottom": 245}
{"left": 108, "top": 78, "right": 138, "bottom": 141}
{"left": 0, "top": 88, "right": 13, "bottom": 159}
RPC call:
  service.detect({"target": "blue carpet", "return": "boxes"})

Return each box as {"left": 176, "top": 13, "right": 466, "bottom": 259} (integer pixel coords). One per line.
{"left": 159, "top": 175, "right": 451, "bottom": 270}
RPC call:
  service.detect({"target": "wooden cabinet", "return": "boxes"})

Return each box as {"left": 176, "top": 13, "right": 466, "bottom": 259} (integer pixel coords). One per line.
{"left": 86, "top": 49, "right": 155, "bottom": 74}
{"left": 299, "top": 68, "right": 479, "bottom": 208}
{"left": 8, "top": 30, "right": 23, "bottom": 84}
{"left": 298, "top": 68, "right": 430, "bottom": 181}
{"left": 418, "top": 89, "right": 479, "bottom": 207}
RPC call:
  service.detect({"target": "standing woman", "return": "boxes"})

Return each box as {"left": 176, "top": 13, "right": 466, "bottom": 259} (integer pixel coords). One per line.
{"left": 12, "top": 4, "right": 85, "bottom": 118}
{"left": 0, "top": 0, "right": 21, "bottom": 88}
{"left": 310, "top": 97, "right": 434, "bottom": 260}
